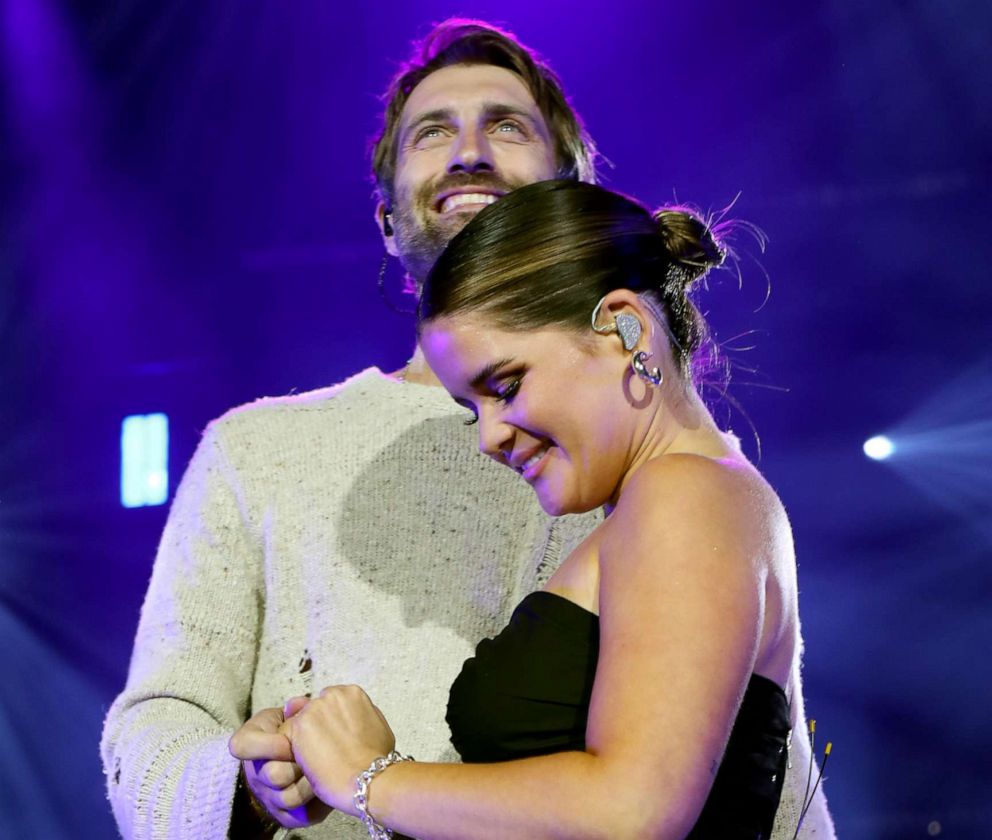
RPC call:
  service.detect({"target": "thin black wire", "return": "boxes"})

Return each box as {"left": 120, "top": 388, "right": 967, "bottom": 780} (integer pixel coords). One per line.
{"left": 377, "top": 254, "right": 417, "bottom": 315}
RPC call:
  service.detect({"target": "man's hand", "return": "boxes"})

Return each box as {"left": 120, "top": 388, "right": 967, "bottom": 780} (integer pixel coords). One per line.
{"left": 229, "top": 702, "right": 333, "bottom": 830}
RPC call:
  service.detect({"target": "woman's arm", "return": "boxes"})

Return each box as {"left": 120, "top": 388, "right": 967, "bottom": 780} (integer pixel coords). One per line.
{"left": 287, "top": 454, "right": 776, "bottom": 840}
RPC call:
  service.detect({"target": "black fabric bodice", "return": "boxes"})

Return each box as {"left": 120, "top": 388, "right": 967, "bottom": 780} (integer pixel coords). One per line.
{"left": 447, "top": 591, "right": 791, "bottom": 839}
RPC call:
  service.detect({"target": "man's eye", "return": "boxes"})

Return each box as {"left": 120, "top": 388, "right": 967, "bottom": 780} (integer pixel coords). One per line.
{"left": 494, "top": 120, "right": 525, "bottom": 135}
{"left": 414, "top": 126, "right": 446, "bottom": 145}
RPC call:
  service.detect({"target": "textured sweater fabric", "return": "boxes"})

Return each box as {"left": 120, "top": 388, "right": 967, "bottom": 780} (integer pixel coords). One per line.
{"left": 101, "top": 368, "right": 833, "bottom": 839}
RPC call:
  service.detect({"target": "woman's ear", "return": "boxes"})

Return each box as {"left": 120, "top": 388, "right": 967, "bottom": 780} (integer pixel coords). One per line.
{"left": 591, "top": 290, "right": 655, "bottom": 353}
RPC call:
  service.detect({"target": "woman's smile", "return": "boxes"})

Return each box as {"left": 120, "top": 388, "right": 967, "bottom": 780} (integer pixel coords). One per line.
{"left": 517, "top": 443, "right": 552, "bottom": 482}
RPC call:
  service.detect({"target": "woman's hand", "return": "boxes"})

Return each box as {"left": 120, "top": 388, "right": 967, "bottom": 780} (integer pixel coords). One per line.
{"left": 282, "top": 685, "right": 397, "bottom": 815}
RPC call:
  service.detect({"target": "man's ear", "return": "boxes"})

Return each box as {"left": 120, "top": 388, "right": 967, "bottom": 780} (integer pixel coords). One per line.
{"left": 375, "top": 202, "right": 400, "bottom": 257}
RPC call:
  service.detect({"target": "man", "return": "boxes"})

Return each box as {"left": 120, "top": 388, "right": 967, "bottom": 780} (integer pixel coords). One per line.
{"left": 101, "top": 19, "right": 600, "bottom": 839}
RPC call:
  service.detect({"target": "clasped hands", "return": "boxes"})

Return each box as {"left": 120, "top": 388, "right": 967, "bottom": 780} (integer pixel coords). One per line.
{"left": 228, "top": 685, "right": 396, "bottom": 829}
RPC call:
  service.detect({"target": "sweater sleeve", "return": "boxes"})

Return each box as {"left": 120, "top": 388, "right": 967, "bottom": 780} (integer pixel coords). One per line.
{"left": 100, "top": 422, "right": 264, "bottom": 840}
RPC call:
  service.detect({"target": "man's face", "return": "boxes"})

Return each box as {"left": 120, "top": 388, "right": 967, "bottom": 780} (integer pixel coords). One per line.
{"left": 380, "top": 63, "right": 558, "bottom": 282}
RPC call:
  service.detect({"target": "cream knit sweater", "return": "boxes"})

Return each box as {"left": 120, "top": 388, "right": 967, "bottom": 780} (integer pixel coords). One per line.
{"left": 101, "top": 368, "right": 833, "bottom": 839}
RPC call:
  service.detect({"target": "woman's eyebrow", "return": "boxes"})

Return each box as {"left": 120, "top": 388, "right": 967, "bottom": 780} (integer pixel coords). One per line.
{"left": 469, "top": 357, "right": 515, "bottom": 389}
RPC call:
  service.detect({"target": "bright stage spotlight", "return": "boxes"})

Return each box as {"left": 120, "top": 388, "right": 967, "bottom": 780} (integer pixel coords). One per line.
{"left": 863, "top": 435, "right": 895, "bottom": 461}
{"left": 872, "top": 356, "right": 992, "bottom": 541}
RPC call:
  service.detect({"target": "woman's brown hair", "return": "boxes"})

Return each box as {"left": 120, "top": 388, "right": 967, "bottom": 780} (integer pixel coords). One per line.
{"left": 418, "top": 180, "right": 726, "bottom": 381}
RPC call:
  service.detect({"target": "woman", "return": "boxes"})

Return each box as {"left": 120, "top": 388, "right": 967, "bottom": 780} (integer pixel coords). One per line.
{"left": 283, "top": 180, "right": 834, "bottom": 838}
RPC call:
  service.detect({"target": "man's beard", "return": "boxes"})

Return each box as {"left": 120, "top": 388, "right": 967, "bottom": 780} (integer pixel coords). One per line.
{"left": 390, "top": 172, "right": 519, "bottom": 285}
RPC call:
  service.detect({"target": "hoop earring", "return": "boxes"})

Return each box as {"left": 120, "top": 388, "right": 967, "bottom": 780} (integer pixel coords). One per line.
{"left": 631, "top": 351, "right": 663, "bottom": 387}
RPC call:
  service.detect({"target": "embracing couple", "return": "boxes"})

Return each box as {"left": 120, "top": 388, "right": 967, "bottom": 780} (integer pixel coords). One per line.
{"left": 103, "top": 19, "right": 835, "bottom": 840}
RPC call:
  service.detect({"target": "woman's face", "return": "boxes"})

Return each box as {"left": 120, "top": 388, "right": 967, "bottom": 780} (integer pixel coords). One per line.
{"left": 421, "top": 313, "right": 636, "bottom": 515}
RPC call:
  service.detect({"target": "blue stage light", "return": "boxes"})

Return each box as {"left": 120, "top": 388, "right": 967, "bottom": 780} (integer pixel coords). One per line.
{"left": 870, "top": 356, "right": 992, "bottom": 543}
{"left": 863, "top": 435, "right": 895, "bottom": 461}
{"left": 121, "top": 414, "right": 169, "bottom": 507}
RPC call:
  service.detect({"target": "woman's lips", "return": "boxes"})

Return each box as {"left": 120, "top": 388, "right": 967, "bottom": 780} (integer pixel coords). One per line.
{"left": 520, "top": 445, "right": 551, "bottom": 483}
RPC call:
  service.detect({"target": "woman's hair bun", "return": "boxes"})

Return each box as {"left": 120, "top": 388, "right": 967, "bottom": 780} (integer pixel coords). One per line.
{"left": 653, "top": 207, "right": 727, "bottom": 290}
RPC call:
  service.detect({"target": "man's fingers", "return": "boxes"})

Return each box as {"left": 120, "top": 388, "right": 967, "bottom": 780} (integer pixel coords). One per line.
{"left": 296, "top": 775, "right": 317, "bottom": 805}
{"left": 257, "top": 758, "right": 304, "bottom": 789}
{"left": 283, "top": 694, "right": 310, "bottom": 718}
{"left": 270, "top": 777, "right": 314, "bottom": 811}
{"left": 269, "top": 791, "right": 333, "bottom": 831}
{"left": 229, "top": 730, "right": 294, "bottom": 762}
{"left": 228, "top": 706, "right": 295, "bottom": 762}
{"left": 247, "top": 707, "right": 285, "bottom": 733}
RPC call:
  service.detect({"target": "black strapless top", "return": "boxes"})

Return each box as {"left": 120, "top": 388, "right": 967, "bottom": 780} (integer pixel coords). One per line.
{"left": 447, "top": 591, "right": 790, "bottom": 839}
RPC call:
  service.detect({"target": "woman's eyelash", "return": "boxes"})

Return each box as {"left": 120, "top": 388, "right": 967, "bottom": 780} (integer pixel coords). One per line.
{"left": 458, "top": 377, "right": 521, "bottom": 425}
{"left": 495, "top": 379, "right": 521, "bottom": 403}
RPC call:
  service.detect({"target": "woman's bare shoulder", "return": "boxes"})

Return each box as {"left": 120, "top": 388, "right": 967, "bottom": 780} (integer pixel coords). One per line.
{"left": 603, "top": 452, "right": 789, "bottom": 571}
{"left": 618, "top": 452, "right": 781, "bottom": 518}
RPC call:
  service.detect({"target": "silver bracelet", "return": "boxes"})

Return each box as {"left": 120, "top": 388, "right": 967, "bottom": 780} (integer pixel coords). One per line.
{"left": 354, "top": 750, "right": 415, "bottom": 839}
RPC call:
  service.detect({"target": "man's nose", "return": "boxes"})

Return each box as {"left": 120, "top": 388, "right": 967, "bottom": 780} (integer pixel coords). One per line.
{"left": 447, "top": 125, "right": 495, "bottom": 174}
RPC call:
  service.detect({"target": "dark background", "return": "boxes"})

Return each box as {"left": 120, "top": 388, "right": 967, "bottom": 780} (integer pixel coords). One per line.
{"left": 1, "top": 1, "right": 990, "bottom": 836}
